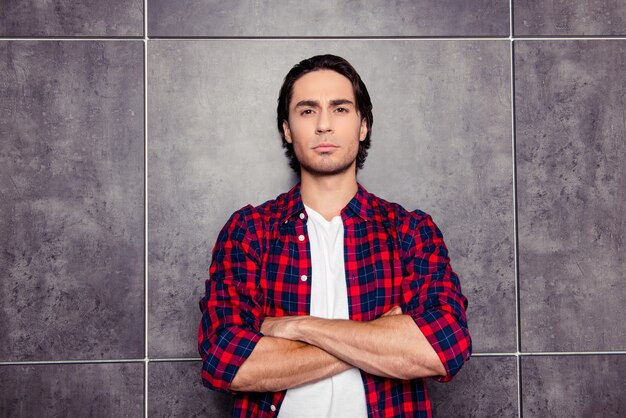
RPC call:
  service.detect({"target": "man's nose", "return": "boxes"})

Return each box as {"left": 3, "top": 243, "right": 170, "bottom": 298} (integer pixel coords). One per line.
{"left": 316, "top": 110, "right": 332, "bottom": 134}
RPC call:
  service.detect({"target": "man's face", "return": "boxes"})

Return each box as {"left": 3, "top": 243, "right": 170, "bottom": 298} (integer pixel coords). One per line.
{"left": 283, "top": 70, "right": 368, "bottom": 177}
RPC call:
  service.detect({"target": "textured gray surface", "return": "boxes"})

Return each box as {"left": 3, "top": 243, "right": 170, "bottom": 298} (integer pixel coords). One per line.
{"left": 429, "top": 356, "right": 518, "bottom": 417}
{"left": 0, "top": 0, "right": 143, "bottom": 37}
{"left": 3, "top": 0, "right": 624, "bottom": 414}
{"left": 148, "top": 40, "right": 296, "bottom": 357}
{"left": 0, "top": 41, "right": 144, "bottom": 360}
{"left": 522, "top": 355, "right": 626, "bottom": 417}
{"left": 149, "top": 361, "right": 233, "bottom": 417}
{"left": 358, "top": 40, "right": 515, "bottom": 353}
{"left": 514, "top": 0, "right": 626, "bottom": 36}
{"left": 148, "top": 0, "right": 509, "bottom": 37}
{"left": 148, "top": 40, "right": 514, "bottom": 357}
{"left": 0, "top": 362, "right": 144, "bottom": 416}
{"left": 516, "top": 41, "right": 626, "bottom": 352}
{"left": 150, "top": 358, "right": 518, "bottom": 417}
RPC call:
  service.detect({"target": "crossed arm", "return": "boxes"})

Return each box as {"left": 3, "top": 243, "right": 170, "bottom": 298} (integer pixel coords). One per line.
{"left": 229, "top": 306, "right": 446, "bottom": 392}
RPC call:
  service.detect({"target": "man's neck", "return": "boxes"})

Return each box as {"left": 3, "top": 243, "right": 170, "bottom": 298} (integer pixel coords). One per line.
{"left": 300, "top": 170, "right": 358, "bottom": 221}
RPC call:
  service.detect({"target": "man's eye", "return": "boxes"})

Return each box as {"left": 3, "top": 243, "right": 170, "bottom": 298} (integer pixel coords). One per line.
{"left": 336, "top": 107, "right": 348, "bottom": 113}
{"left": 301, "top": 109, "right": 313, "bottom": 115}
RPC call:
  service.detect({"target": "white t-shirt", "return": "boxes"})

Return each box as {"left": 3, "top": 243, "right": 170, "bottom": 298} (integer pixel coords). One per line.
{"left": 278, "top": 205, "right": 368, "bottom": 418}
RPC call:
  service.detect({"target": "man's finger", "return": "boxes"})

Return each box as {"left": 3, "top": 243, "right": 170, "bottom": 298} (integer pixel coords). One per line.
{"left": 382, "top": 305, "right": 402, "bottom": 316}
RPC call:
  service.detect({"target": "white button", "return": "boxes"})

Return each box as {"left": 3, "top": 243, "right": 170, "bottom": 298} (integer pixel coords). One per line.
{"left": 270, "top": 404, "right": 276, "bottom": 412}
{"left": 284, "top": 219, "right": 288, "bottom": 224}
{"left": 298, "top": 234, "right": 305, "bottom": 241}
{"left": 299, "top": 213, "right": 305, "bottom": 219}
{"left": 300, "top": 275, "right": 307, "bottom": 282}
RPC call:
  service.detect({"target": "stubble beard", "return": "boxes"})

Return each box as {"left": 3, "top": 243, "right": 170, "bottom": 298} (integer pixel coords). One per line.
{"left": 297, "top": 148, "right": 358, "bottom": 177}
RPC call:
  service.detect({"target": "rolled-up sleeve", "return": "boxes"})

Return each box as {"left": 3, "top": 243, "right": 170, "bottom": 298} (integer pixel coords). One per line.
{"left": 400, "top": 211, "right": 472, "bottom": 382}
{"left": 198, "top": 208, "right": 265, "bottom": 393}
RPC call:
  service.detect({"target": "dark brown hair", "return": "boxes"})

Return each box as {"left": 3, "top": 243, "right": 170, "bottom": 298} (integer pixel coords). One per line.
{"left": 277, "top": 54, "right": 373, "bottom": 174}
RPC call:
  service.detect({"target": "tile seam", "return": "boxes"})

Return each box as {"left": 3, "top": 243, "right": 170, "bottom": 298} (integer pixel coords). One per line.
{"left": 3, "top": 352, "right": 624, "bottom": 369}
{"left": 146, "top": 36, "right": 511, "bottom": 40}
{"left": 0, "top": 359, "right": 146, "bottom": 365}
{"left": 522, "top": 351, "right": 626, "bottom": 356}
{"left": 144, "top": 0, "right": 149, "bottom": 415}
{"left": 0, "top": 37, "right": 143, "bottom": 41}
{"left": 4, "top": 351, "right": 624, "bottom": 366}
{"left": 2, "top": 37, "right": 625, "bottom": 42}
{"left": 509, "top": 36, "right": 626, "bottom": 40}
{"left": 141, "top": 36, "right": 626, "bottom": 40}
{"left": 509, "top": 0, "right": 523, "bottom": 414}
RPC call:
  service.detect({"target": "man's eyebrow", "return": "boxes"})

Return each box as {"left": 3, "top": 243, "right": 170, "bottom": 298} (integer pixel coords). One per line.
{"left": 330, "top": 99, "right": 354, "bottom": 106}
{"left": 294, "top": 100, "right": 320, "bottom": 108}
{"left": 294, "top": 99, "right": 355, "bottom": 108}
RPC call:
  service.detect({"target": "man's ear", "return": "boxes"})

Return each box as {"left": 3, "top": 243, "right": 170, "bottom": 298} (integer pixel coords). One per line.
{"left": 359, "top": 118, "right": 368, "bottom": 141}
{"left": 283, "top": 120, "right": 292, "bottom": 143}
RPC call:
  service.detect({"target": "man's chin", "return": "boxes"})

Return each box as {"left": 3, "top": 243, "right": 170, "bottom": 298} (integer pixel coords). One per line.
{"left": 300, "top": 161, "right": 355, "bottom": 177}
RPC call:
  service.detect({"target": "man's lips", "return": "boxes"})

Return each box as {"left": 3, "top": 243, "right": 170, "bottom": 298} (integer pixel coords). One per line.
{"left": 313, "top": 143, "right": 338, "bottom": 152}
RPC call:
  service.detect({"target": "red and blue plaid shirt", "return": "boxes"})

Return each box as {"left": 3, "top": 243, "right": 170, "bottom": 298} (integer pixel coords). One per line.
{"left": 199, "top": 183, "right": 471, "bottom": 417}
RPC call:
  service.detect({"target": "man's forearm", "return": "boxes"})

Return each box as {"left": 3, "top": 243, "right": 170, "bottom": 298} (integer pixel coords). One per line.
{"left": 229, "top": 335, "right": 352, "bottom": 392}
{"left": 263, "top": 314, "right": 446, "bottom": 380}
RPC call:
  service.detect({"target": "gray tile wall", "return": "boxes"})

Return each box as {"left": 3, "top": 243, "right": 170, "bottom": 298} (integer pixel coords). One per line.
{"left": 514, "top": 1, "right": 626, "bottom": 36}
{"left": 1, "top": 41, "right": 144, "bottom": 363}
{"left": 148, "top": 0, "right": 509, "bottom": 37}
{"left": 1, "top": 1, "right": 624, "bottom": 417}
{"left": 0, "top": 0, "right": 144, "bottom": 37}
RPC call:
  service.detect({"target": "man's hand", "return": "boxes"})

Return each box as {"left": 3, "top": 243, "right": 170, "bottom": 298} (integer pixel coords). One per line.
{"left": 381, "top": 305, "right": 403, "bottom": 317}
{"left": 260, "top": 315, "right": 305, "bottom": 339}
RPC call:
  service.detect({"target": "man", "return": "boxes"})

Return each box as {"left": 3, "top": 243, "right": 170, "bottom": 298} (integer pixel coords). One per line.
{"left": 199, "top": 54, "right": 471, "bottom": 417}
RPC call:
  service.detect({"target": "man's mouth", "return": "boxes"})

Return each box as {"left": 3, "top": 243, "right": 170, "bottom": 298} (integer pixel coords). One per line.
{"left": 313, "top": 143, "right": 338, "bottom": 152}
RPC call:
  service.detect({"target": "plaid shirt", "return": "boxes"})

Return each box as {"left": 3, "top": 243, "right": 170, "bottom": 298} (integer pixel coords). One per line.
{"left": 199, "top": 183, "right": 471, "bottom": 417}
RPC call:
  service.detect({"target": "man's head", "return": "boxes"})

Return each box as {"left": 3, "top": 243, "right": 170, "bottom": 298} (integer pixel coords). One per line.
{"left": 277, "top": 54, "right": 373, "bottom": 176}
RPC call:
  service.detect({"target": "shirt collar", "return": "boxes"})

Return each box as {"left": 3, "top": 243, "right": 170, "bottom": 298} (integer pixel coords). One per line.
{"left": 344, "top": 183, "right": 373, "bottom": 221}
{"left": 278, "top": 182, "right": 373, "bottom": 224}
{"left": 277, "top": 183, "right": 306, "bottom": 224}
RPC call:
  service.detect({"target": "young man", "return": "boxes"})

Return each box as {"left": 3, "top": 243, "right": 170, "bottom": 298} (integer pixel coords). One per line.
{"left": 199, "top": 54, "right": 471, "bottom": 417}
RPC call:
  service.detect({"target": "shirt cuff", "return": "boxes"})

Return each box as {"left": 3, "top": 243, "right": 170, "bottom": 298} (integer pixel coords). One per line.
{"left": 201, "top": 326, "right": 264, "bottom": 393}
{"left": 413, "top": 310, "right": 471, "bottom": 383}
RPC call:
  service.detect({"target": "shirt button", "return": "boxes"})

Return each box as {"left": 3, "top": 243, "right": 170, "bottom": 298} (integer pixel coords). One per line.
{"left": 298, "top": 234, "right": 305, "bottom": 242}
{"left": 300, "top": 275, "right": 307, "bottom": 282}
{"left": 270, "top": 404, "right": 276, "bottom": 412}
{"left": 299, "top": 213, "right": 305, "bottom": 219}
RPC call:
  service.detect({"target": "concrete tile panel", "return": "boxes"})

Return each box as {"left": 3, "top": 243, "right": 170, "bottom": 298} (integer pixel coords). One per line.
{"left": 429, "top": 356, "right": 518, "bottom": 417}
{"left": 514, "top": 0, "right": 626, "bottom": 36}
{"left": 148, "top": 40, "right": 514, "bottom": 357}
{"left": 0, "top": 0, "right": 143, "bottom": 37}
{"left": 359, "top": 41, "right": 515, "bottom": 353}
{"left": 0, "top": 41, "right": 144, "bottom": 360}
{"left": 522, "top": 355, "right": 626, "bottom": 417}
{"left": 148, "top": 0, "right": 509, "bottom": 37}
{"left": 148, "top": 40, "right": 297, "bottom": 357}
{"left": 0, "top": 362, "right": 144, "bottom": 416}
{"left": 515, "top": 41, "right": 626, "bottom": 352}
{"left": 149, "top": 361, "right": 233, "bottom": 417}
